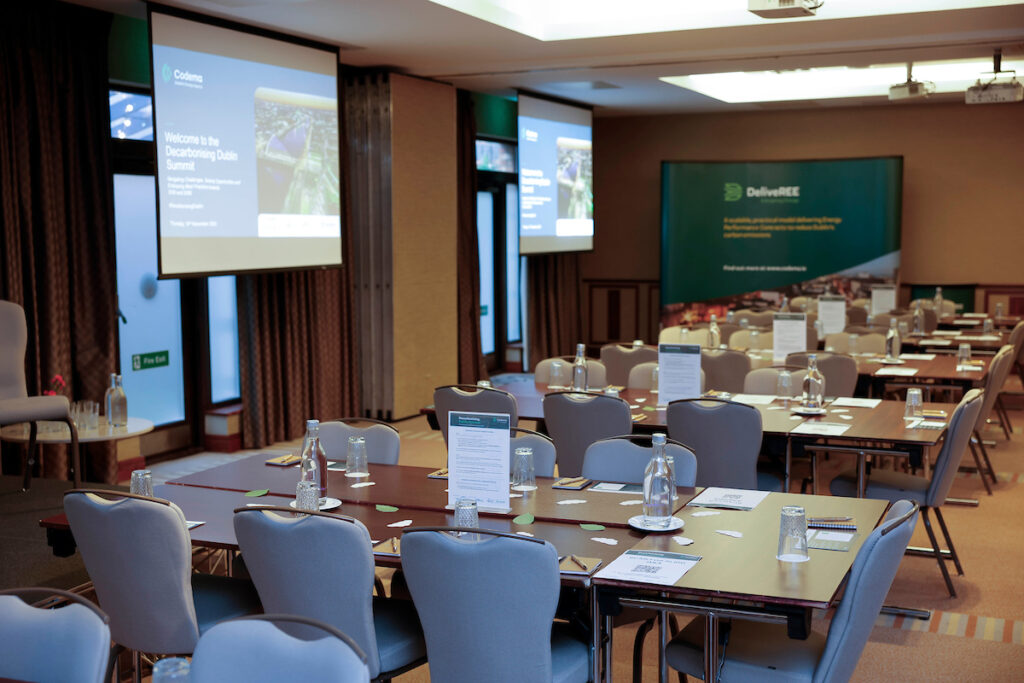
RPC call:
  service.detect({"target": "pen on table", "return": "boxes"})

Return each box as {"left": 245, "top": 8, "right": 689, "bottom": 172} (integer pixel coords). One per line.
{"left": 809, "top": 516, "right": 852, "bottom": 522}
{"left": 570, "top": 554, "right": 587, "bottom": 571}
{"left": 391, "top": 537, "right": 398, "bottom": 553}
{"left": 560, "top": 476, "right": 586, "bottom": 485}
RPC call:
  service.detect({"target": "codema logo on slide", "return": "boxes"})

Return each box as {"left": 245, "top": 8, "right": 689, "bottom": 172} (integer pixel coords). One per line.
{"left": 723, "top": 182, "right": 743, "bottom": 202}
{"left": 162, "top": 64, "right": 205, "bottom": 89}
{"left": 161, "top": 64, "right": 172, "bottom": 82}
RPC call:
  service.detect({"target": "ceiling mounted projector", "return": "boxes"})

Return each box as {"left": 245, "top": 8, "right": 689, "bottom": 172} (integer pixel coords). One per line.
{"left": 748, "top": 0, "right": 818, "bottom": 19}
{"left": 889, "top": 63, "right": 934, "bottom": 101}
{"left": 966, "top": 48, "right": 1023, "bottom": 104}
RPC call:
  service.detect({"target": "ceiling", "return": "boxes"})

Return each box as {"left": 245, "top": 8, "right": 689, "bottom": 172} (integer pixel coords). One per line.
{"left": 73, "top": 0, "right": 1024, "bottom": 116}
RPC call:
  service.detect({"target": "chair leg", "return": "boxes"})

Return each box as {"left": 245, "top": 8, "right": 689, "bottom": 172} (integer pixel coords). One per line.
{"left": 668, "top": 615, "right": 686, "bottom": 683}
{"left": 132, "top": 650, "right": 142, "bottom": 683}
{"left": 22, "top": 421, "right": 39, "bottom": 491}
{"left": 921, "top": 507, "right": 956, "bottom": 598}
{"left": 995, "top": 396, "right": 1012, "bottom": 439}
{"left": 632, "top": 617, "right": 655, "bottom": 683}
{"left": 65, "top": 417, "right": 81, "bottom": 488}
{"left": 973, "top": 430, "right": 998, "bottom": 485}
{"left": 933, "top": 507, "right": 964, "bottom": 576}
{"left": 967, "top": 441, "right": 993, "bottom": 495}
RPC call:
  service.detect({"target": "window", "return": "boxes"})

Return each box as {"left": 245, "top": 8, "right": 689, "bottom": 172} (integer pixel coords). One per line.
{"left": 208, "top": 276, "right": 241, "bottom": 403}
{"left": 109, "top": 90, "right": 153, "bottom": 141}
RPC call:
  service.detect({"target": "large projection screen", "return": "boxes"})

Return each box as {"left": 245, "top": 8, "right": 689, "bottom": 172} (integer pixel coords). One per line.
{"left": 661, "top": 157, "right": 902, "bottom": 323}
{"left": 517, "top": 94, "right": 594, "bottom": 254}
{"left": 150, "top": 8, "right": 342, "bottom": 277}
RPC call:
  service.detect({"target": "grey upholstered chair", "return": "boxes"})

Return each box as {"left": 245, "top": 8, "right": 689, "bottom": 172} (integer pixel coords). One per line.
{"left": 999, "top": 321, "right": 1024, "bottom": 431}
{"left": 657, "top": 326, "right": 711, "bottom": 348}
{"left": 401, "top": 528, "right": 589, "bottom": 683}
{"left": 786, "top": 352, "right": 858, "bottom": 397}
{"left": 743, "top": 367, "right": 807, "bottom": 396}
{"left": 599, "top": 344, "right": 658, "bottom": 386}
{"left": 967, "top": 345, "right": 1015, "bottom": 487}
{"left": 980, "top": 343, "right": 1015, "bottom": 441}
{"left": 729, "top": 329, "right": 773, "bottom": 351}
{"left": 319, "top": 418, "right": 400, "bottom": 465}
{"left": 582, "top": 434, "right": 697, "bottom": 487}
{"left": 63, "top": 491, "right": 262, "bottom": 678}
{"left": 666, "top": 500, "right": 919, "bottom": 682}
{"left": 0, "top": 588, "right": 110, "bottom": 683}
{"left": 542, "top": 391, "right": 632, "bottom": 477}
{"left": 0, "top": 300, "right": 80, "bottom": 489}
{"left": 745, "top": 311, "right": 775, "bottom": 327}
{"left": 847, "top": 332, "right": 886, "bottom": 356}
{"left": 191, "top": 615, "right": 370, "bottom": 683}
{"left": 831, "top": 389, "right": 983, "bottom": 597}
{"left": 535, "top": 356, "right": 607, "bottom": 388}
{"left": 846, "top": 305, "right": 869, "bottom": 325}
{"left": 666, "top": 398, "right": 781, "bottom": 491}
{"left": 627, "top": 361, "right": 658, "bottom": 390}
{"left": 510, "top": 426, "right": 557, "bottom": 478}
{"left": 433, "top": 385, "right": 518, "bottom": 445}
{"left": 232, "top": 507, "right": 426, "bottom": 681}
{"left": 700, "top": 349, "right": 751, "bottom": 394}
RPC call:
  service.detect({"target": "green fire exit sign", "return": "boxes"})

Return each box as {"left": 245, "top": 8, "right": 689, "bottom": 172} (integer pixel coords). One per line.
{"left": 132, "top": 350, "right": 169, "bottom": 371}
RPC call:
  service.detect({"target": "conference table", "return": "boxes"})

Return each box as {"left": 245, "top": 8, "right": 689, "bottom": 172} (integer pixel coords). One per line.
{"left": 901, "top": 330, "right": 1011, "bottom": 354}
{"left": 938, "top": 313, "right": 1021, "bottom": 330}
{"left": 40, "top": 458, "right": 888, "bottom": 683}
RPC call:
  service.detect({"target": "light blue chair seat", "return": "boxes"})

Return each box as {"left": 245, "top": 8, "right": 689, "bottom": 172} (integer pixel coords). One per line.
{"left": 830, "top": 469, "right": 929, "bottom": 504}
{"left": 191, "top": 574, "right": 263, "bottom": 635}
{"left": 668, "top": 617, "right": 826, "bottom": 682}
{"left": 551, "top": 623, "right": 589, "bottom": 683}
{"left": 757, "top": 471, "right": 785, "bottom": 492}
{"left": 372, "top": 597, "right": 428, "bottom": 673}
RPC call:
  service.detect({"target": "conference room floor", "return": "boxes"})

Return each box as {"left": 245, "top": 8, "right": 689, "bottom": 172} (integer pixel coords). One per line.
{"left": 147, "top": 386, "right": 1024, "bottom": 681}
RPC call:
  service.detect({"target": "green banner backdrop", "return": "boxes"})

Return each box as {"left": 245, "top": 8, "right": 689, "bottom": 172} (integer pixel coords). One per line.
{"left": 661, "top": 157, "right": 902, "bottom": 307}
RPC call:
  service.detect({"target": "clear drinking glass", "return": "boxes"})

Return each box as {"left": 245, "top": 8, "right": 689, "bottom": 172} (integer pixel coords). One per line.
{"left": 129, "top": 470, "right": 153, "bottom": 497}
{"left": 957, "top": 343, "right": 972, "bottom": 365}
{"left": 86, "top": 400, "right": 99, "bottom": 430}
{"left": 604, "top": 386, "right": 619, "bottom": 397}
{"left": 898, "top": 321, "right": 909, "bottom": 337}
{"left": 847, "top": 333, "right": 859, "bottom": 355}
{"left": 651, "top": 364, "right": 659, "bottom": 394}
{"left": 476, "top": 379, "right": 492, "bottom": 388}
{"left": 982, "top": 318, "right": 994, "bottom": 334}
{"left": 739, "top": 317, "right": 749, "bottom": 329}
{"left": 511, "top": 447, "right": 537, "bottom": 491}
{"left": 454, "top": 497, "right": 479, "bottom": 534}
{"left": 905, "top": 388, "right": 924, "bottom": 419}
{"left": 295, "top": 480, "right": 320, "bottom": 511}
{"left": 776, "top": 505, "right": 809, "bottom": 563}
{"left": 548, "top": 360, "right": 566, "bottom": 390}
{"left": 152, "top": 657, "right": 191, "bottom": 682}
{"left": 665, "top": 452, "right": 678, "bottom": 502}
{"left": 776, "top": 370, "right": 793, "bottom": 399}
{"left": 750, "top": 329, "right": 760, "bottom": 349}
{"left": 345, "top": 436, "right": 370, "bottom": 478}
{"left": 995, "top": 302, "right": 1005, "bottom": 318}
{"left": 633, "top": 339, "right": 644, "bottom": 348}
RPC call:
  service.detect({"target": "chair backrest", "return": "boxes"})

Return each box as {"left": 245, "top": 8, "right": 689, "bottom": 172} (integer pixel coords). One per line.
{"left": 854, "top": 332, "right": 886, "bottom": 355}
{"left": 790, "top": 296, "right": 809, "bottom": 311}
{"left": 745, "top": 311, "right": 775, "bottom": 327}
{"left": 824, "top": 332, "right": 854, "bottom": 354}
{"left": 0, "top": 588, "right": 110, "bottom": 683}
{"left": 845, "top": 306, "right": 868, "bottom": 325}
{"left": 534, "top": 357, "right": 607, "bottom": 388}
{"left": 191, "top": 615, "right": 370, "bottom": 683}
{"left": 582, "top": 435, "right": 697, "bottom": 486}
{"left": 232, "top": 507, "right": 384, "bottom": 677}
{"left": 63, "top": 491, "right": 200, "bottom": 654}
{"left": 729, "top": 329, "right": 773, "bottom": 351}
{"left": 658, "top": 327, "right": 711, "bottom": 348}
{"left": 434, "top": 385, "right": 518, "bottom": 445}
{"left": 401, "top": 528, "right": 561, "bottom": 683}
{"left": 926, "top": 389, "right": 984, "bottom": 507}
{"left": 850, "top": 298, "right": 871, "bottom": 310}
{"left": 743, "top": 367, "right": 807, "bottom": 396}
{"left": 700, "top": 349, "right": 751, "bottom": 394}
{"left": 542, "top": 391, "right": 632, "bottom": 477}
{"left": 717, "top": 322, "right": 740, "bottom": 347}
{"left": 318, "top": 418, "right": 400, "bottom": 465}
{"left": 627, "top": 361, "right": 658, "bottom": 389}
{"left": 974, "top": 346, "right": 1015, "bottom": 430}
{"left": 1006, "top": 321, "right": 1024, "bottom": 363}
{"left": 813, "top": 500, "right": 919, "bottom": 683}
{"left": 600, "top": 344, "right": 658, "bottom": 386}
{"left": 786, "top": 352, "right": 858, "bottom": 397}
{"left": 806, "top": 325, "right": 819, "bottom": 350}
{"left": 665, "top": 399, "right": 763, "bottom": 489}
{"left": 0, "top": 300, "right": 28, "bottom": 400}
{"left": 510, "top": 427, "right": 557, "bottom": 478}
{"left": 922, "top": 307, "right": 939, "bottom": 333}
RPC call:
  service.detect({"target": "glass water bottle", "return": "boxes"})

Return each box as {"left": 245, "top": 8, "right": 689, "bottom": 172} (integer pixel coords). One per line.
{"left": 642, "top": 433, "right": 672, "bottom": 528}
{"left": 104, "top": 374, "right": 128, "bottom": 428}
{"left": 912, "top": 302, "right": 925, "bottom": 335}
{"left": 708, "top": 314, "right": 721, "bottom": 348}
{"left": 300, "top": 419, "right": 328, "bottom": 499}
{"left": 571, "top": 343, "right": 588, "bottom": 391}
{"left": 933, "top": 286, "right": 944, "bottom": 314}
{"left": 885, "top": 318, "right": 902, "bottom": 360}
{"left": 802, "top": 355, "right": 825, "bottom": 409}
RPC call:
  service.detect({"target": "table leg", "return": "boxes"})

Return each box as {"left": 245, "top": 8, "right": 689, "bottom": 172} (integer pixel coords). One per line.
{"left": 659, "top": 609, "right": 668, "bottom": 683}
{"left": 784, "top": 439, "right": 792, "bottom": 492}
{"left": 603, "top": 614, "right": 613, "bottom": 681}
{"left": 704, "top": 611, "right": 720, "bottom": 683}
{"left": 857, "top": 453, "right": 867, "bottom": 498}
{"left": 591, "top": 586, "right": 602, "bottom": 682}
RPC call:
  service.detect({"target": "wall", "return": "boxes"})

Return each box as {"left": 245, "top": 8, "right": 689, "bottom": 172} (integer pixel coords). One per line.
{"left": 588, "top": 102, "right": 1024, "bottom": 283}
{"left": 584, "top": 102, "right": 1024, "bottom": 341}
{"left": 390, "top": 74, "right": 458, "bottom": 418}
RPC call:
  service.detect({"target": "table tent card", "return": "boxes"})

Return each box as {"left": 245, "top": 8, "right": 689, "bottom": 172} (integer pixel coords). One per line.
{"left": 817, "top": 295, "right": 847, "bottom": 335}
{"left": 595, "top": 549, "right": 701, "bottom": 586}
{"left": 772, "top": 313, "right": 806, "bottom": 363}
{"left": 687, "top": 487, "right": 770, "bottom": 511}
{"left": 657, "top": 343, "right": 702, "bottom": 407}
{"left": 447, "top": 411, "right": 511, "bottom": 513}
{"left": 871, "top": 285, "right": 897, "bottom": 315}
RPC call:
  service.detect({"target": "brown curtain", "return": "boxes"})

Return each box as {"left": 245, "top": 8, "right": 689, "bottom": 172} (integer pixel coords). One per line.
{"left": 237, "top": 267, "right": 360, "bottom": 448}
{"left": 455, "top": 90, "right": 488, "bottom": 382}
{"left": 527, "top": 253, "right": 582, "bottom": 370}
{"left": 0, "top": 2, "right": 118, "bottom": 483}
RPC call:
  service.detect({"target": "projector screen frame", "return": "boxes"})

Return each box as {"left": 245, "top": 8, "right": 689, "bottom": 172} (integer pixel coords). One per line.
{"left": 515, "top": 89, "right": 595, "bottom": 256}
{"left": 148, "top": 2, "right": 344, "bottom": 279}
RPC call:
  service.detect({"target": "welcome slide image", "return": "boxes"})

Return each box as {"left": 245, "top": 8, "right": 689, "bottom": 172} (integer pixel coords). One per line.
{"left": 517, "top": 95, "right": 593, "bottom": 254}
{"left": 151, "top": 11, "right": 341, "bottom": 276}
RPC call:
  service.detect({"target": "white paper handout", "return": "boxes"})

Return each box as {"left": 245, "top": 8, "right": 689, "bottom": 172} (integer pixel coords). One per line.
{"left": 817, "top": 295, "right": 847, "bottom": 335}
{"left": 919, "top": 339, "right": 952, "bottom": 346}
{"left": 791, "top": 421, "right": 852, "bottom": 437}
{"left": 658, "top": 343, "right": 702, "bottom": 406}
{"left": 899, "top": 353, "right": 937, "bottom": 361}
{"left": 447, "top": 411, "right": 511, "bottom": 512}
{"left": 688, "top": 486, "right": 770, "bottom": 511}
{"left": 731, "top": 394, "right": 777, "bottom": 406}
{"left": 595, "top": 549, "right": 700, "bottom": 586}
{"left": 874, "top": 367, "right": 919, "bottom": 376}
{"left": 871, "top": 285, "right": 897, "bottom": 315}
{"left": 829, "top": 397, "right": 881, "bottom": 409}
{"left": 772, "top": 313, "right": 806, "bottom": 363}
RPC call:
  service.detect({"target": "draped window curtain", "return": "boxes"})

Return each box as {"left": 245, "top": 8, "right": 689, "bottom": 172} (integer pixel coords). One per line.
{"left": 527, "top": 253, "right": 582, "bottom": 370}
{"left": 0, "top": 2, "right": 119, "bottom": 483}
{"left": 455, "top": 90, "right": 488, "bottom": 383}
